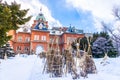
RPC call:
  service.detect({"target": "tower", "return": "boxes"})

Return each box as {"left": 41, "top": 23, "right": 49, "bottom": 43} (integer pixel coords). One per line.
{"left": 32, "top": 8, "right": 48, "bottom": 30}
{"left": 30, "top": 7, "right": 50, "bottom": 54}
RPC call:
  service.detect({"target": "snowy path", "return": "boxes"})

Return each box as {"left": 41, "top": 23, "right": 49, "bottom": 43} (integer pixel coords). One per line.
{"left": 29, "top": 57, "right": 47, "bottom": 80}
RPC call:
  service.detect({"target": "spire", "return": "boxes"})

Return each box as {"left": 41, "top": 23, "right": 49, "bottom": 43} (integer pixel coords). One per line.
{"left": 68, "top": 24, "right": 72, "bottom": 32}
{"left": 40, "top": 6, "right": 42, "bottom": 14}
{"left": 70, "top": 24, "right": 71, "bottom": 27}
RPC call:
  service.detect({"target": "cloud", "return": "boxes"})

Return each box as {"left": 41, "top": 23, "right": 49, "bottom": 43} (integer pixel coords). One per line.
{"left": 3, "top": 0, "right": 62, "bottom": 28}
{"left": 66, "top": 0, "right": 120, "bottom": 31}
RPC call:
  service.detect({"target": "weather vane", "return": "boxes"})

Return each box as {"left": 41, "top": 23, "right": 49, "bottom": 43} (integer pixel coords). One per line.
{"left": 40, "top": 6, "right": 42, "bottom": 12}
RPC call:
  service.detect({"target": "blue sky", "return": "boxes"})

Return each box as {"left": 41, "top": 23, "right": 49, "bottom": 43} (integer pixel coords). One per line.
{"left": 40, "top": 0, "right": 95, "bottom": 33}
{"left": 3, "top": 0, "right": 120, "bottom": 33}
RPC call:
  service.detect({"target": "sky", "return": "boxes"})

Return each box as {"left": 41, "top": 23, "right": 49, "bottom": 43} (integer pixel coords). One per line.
{"left": 3, "top": 0, "right": 120, "bottom": 33}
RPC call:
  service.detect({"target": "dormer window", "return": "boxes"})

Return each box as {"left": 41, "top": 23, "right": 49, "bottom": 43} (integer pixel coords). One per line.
{"left": 39, "top": 23, "right": 43, "bottom": 29}
{"left": 39, "top": 18, "right": 42, "bottom": 21}
{"left": 52, "top": 31, "right": 55, "bottom": 33}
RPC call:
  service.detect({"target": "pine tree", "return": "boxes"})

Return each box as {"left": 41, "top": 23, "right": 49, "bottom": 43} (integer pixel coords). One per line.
{"left": 92, "top": 32, "right": 118, "bottom": 58}
{"left": 0, "top": 1, "right": 32, "bottom": 47}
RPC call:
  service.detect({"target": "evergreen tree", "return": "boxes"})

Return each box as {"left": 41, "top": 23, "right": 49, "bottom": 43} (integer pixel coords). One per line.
{"left": 0, "top": 1, "right": 32, "bottom": 47}
{"left": 92, "top": 32, "right": 99, "bottom": 43}
{"left": 71, "top": 37, "right": 90, "bottom": 52}
{"left": 80, "top": 37, "right": 88, "bottom": 51}
{"left": 92, "top": 32, "right": 118, "bottom": 58}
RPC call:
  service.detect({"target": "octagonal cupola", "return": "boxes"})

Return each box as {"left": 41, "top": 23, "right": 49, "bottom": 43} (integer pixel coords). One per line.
{"left": 36, "top": 8, "right": 46, "bottom": 21}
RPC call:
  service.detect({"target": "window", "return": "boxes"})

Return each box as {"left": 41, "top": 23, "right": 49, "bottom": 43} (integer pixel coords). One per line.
{"left": 41, "top": 36, "right": 46, "bottom": 41}
{"left": 18, "top": 36, "right": 22, "bottom": 42}
{"left": 61, "top": 38, "right": 64, "bottom": 43}
{"left": 50, "top": 38, "right": 53, "bottom": 43}
{"left": 34, "top": 35, "right": 39, "bottom": 40}
{"left": 24, "top": 46, "right": 29, "bottom": 51}
{"left": 39, "top": 23, "right": 43, "bottom": 29}
{"left": 72, "top": 38, "right": 76, "bottom": 42}
{"left": 67, "top": 37, "right": 75, "bottom": 43}
{"left": 17, "top": 46, "right": 21, "bottom": 50}
{"left": 12, "top": 35, "right": 15, "bottom": 40}
{"left": 25, "top": 37, "right": 30, "bottom": 42}
{"left": 67, "top": 37, "right": 71, "bottom": 42}
{"left": 55, "top": 37, "right": 59, "bottom": 43}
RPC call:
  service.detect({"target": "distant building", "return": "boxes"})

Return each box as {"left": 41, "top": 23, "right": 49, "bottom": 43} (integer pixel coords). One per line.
{"left": 8, "top": 10, "right": 84, "bottom": 54}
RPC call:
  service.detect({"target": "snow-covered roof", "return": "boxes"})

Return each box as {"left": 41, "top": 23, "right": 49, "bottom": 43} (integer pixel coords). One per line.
{"left": 16, "top": 25, "right": 84, "bottom": 35}
{"left": 49, "top": 29, "right": 63, "bottom": 35}
{"left": 16, "top": 28, "right": 31, "bottom": 33}
{"left": 49, "top": 26, "right": 83, "bottom": 35}
{"left": 16, "top": 25, "right": 31, "bottom": 33}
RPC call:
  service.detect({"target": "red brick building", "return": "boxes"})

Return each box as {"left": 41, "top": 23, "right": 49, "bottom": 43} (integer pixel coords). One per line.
{"left": 8, "top": 11, "right": 84, "bottom": 54}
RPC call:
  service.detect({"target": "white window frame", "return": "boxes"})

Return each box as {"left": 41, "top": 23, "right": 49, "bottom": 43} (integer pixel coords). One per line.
{"left": 34, "top": 35, "right": 39, "bottom": 41}
{"left": 18, "top": 36, "right": 22, "bottom": 42}
{"left": 50, "top": 38, "right": 53, "bottom": 43}
{"left": 25, "top": 37, "right": 30, "bottom": 42}
{"left": 41, "top": 36, "right": 46, "bottom": 41}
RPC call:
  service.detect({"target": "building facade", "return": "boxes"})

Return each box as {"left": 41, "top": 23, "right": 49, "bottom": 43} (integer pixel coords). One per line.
{"left": 8, "top": 10, "right": 84, "bottom": 54}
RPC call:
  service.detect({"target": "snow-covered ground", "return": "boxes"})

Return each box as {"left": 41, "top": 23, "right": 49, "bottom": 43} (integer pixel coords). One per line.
{"left": 0, "top": 55, "right": 120, "bottom": 80}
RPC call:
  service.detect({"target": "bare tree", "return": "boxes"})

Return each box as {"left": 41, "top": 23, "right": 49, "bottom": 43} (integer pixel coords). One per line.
{"left": 101, "top": 22, "right": 120, "bottom": 43}
{"left": 101, "top": 7, "right": 120, "bottom": 56}
{"left": 113, "top": 6, "right": 120, "bottom": 20}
